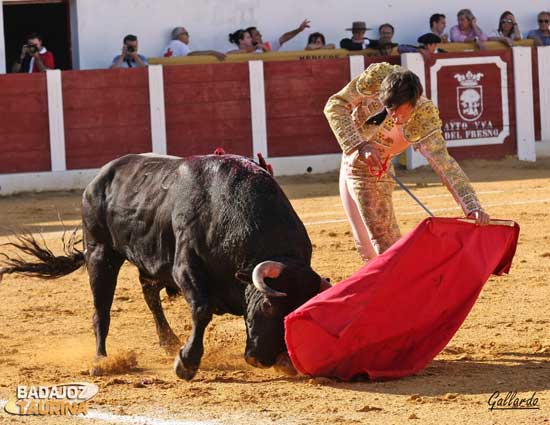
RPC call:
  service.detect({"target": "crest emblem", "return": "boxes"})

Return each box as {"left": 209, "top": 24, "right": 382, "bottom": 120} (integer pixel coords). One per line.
{"left": 454, "top": 71, "right": 484, "bottom": 121}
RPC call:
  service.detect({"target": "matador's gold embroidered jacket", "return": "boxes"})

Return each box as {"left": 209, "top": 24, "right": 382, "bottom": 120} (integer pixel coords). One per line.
{"left": 324, "top": 62, "right": 483, "bottom": 215}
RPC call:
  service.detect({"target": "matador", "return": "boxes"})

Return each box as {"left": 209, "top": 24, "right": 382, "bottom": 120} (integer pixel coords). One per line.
{"left": 324, "top": 62, "right": 490, "bottom": 261}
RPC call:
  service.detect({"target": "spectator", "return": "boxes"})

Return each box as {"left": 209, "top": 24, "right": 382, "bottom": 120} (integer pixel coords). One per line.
{"left": 247, "top": 19, "right": 310, "bottom": 52}
{"left": 111, "top": 34, "right": 148, "bottom": 68}
{"left": 227, "top": 29, "right": 255, "bottom": 54}
{"left": 305, "top": 32, "right": 335, "bottom": 50}
{"left": 378, "top": 23, "right": 395, "bottom": 44}
{"left": 397, "top": 33, "right": 444, "bottom": 57}
{"left": 340, "top": 21, "right": 378, "bottom": 50}
{"left": 417, "top": 33, "right": 443, "bottom": 54}
{"left": 162, "top": 27, "right": 225, "bottom": 61}
{"left": 430, "top": 13, "right": 449, "bottom": 43}
{"left": 527, "top": 11, "right": 550, "bottom": 46}
{"left": 373, "top": 40, "right": 399, "bottom": 57}
{"left": 365, "top": 23, "right": 396, "bottom": 56}
{"left": 488, "top": 11, "right": 522, "bottom": 47}
{"left": 450, "top": 9, "right": 487, "bottom": 49}
{"left": 11, "top": 32, "right": 54, "bottom": 73}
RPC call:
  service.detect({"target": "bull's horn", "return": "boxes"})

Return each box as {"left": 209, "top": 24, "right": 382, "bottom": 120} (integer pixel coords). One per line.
{"left": 252, "top": 261, "right": 287, "bottom": 297}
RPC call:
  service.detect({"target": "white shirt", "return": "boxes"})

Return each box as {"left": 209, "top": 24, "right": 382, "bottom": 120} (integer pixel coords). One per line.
{"left": 255, "top": 38, "right": 281, "bottom": 52}
{"left": 431, "top": 31, "right": 449, "bottom": 41}
{"left": 489, "top": 29, "right": 522, "bottom": 40}
{"left": 162, "top": 39, "right": 191, "bottom": 57}
{"left": 28, "top": 47, "right": 47, "bottom": 74}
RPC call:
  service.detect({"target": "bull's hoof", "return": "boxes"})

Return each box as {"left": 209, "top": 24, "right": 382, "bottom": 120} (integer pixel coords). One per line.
{"left": 89, "top": 355, "right": 107, "bottom": 376}
{"left": 173, "top": 355, "right": 198, "bottom": 381}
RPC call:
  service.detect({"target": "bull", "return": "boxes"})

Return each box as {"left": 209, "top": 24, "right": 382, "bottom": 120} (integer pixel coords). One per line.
{"left": 0, "top": 153, "right": 330, "bottom": 380}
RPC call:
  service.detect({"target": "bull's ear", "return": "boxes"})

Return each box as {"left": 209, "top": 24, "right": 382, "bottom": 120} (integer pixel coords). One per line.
{"left": 235, "top": 271, "right": 251, "bottom": 283}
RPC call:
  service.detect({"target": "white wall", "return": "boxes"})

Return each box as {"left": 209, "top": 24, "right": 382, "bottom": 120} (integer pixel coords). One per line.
{"left": 70, "top": 0, "right": 80, "bottom": 70}
{"left": 1, "top": 0, "right": 549, "bottom": 72}
{"left": 72, "top": 0, "right": 550, "bottom": 70}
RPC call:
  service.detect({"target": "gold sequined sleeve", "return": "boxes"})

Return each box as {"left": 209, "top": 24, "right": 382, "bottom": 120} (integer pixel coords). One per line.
{"left": 324, "top": 62, "right": 401, "bottom": 155}
{"left": 406, "top": 101, "right": 484, "bottom": 215}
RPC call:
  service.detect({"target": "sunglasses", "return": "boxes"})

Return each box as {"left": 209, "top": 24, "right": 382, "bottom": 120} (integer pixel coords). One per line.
{"left": 539, "top": 19, "right": 550, "bottom": 23}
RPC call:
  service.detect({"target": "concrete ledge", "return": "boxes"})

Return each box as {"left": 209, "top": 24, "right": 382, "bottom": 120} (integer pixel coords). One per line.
{"left": 0, "top": 154, "right": 344, "bottom": 195}
{"left": 0, "top": 169, "right": 100, "bottom": 196}
{"left": 268, "top": 154, "right": 341, "bottom": 176}
{"left": 536, "top": 140, "right": 550, "bottom": 158}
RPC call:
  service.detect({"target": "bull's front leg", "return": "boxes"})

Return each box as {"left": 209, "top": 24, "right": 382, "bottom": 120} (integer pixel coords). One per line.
{"left": 172, "top": 250, "right": 213, "bottom": 380}
{"left": 174, "top": 299, "right": 212, "bottom": 380}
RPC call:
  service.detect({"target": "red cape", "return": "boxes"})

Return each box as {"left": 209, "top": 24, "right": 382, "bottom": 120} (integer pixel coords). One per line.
{"left": 285, "top": 217, "right": 519, "bottom": 380}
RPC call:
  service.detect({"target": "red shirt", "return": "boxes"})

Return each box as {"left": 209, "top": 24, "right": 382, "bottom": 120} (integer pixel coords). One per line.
{"left": 29, "top": 50, "right": 55, "bottom": 72}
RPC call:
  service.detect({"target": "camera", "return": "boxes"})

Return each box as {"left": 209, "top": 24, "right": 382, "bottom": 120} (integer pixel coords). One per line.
{"left": 25, "top": 44, "right": 39, "bottom": 55}
{"left": 126, "top": 45, "right": 136, "bottom": 53}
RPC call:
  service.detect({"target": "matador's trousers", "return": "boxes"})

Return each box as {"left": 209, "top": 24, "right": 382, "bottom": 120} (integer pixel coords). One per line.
{"left": 339, "top": 157, "right": 401, "bottom": 261}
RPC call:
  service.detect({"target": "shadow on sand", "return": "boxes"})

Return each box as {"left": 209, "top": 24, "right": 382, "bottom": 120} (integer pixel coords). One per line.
{"left": 196, "top": 355, "right": 549, "bottom": 397}
{"left": 314, "top": 356, "right": 550, "bottom": 397}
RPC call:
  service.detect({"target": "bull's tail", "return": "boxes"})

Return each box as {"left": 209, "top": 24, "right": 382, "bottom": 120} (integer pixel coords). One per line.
{"left": 0, "top": 229, "right": 85, "bottom": 284}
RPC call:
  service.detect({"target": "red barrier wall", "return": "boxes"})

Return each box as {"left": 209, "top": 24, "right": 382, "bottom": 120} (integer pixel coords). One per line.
{"left": 364, "top": 55, "right": 401, "bottom": 68}
{"left": 163, "top": 63, "right": 252, "bottom": 157}
{"left": 424, "top": 50, "right": 516, "bottom": 160}
{"left": 264, "top": 56, "right": 400, "bottom": 158}
{"left": 0, "top": 74, "right": 50, "bottom": 173}
{"left": 264, "top": 58, "right": 348, "bottom": 157}
{"left": 62, "top": 68, "right": 152, "bottom": 170}
{"left": 0, "top": 50, "right": 538, "bottom": 180}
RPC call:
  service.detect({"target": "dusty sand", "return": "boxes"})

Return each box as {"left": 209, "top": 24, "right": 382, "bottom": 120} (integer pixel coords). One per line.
{"left": 0, "top": 157, "right": 548, "bottom": 425}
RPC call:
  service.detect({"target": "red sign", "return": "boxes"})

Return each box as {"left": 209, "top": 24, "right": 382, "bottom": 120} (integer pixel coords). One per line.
{"left": 431, "top": 59, "right": 509, "bottom": 147}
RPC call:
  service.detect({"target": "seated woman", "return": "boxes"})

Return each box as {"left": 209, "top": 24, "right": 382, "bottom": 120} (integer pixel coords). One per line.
{"left": 227, "top": 29, "right": 256, "bottom": 54}
{"left": 450, "top": 9, "right": 487, "bottom": 49}
{"left": 488, "top": 11, "right": 522, "bottom": 47}
{"left": 305, "top": 32, "right": 335, "bottom": 50}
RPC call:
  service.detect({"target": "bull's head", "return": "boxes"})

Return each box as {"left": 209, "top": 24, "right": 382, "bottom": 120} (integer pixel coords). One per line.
{"left": 236, "top": 260, "right": 331, "bottom": 373}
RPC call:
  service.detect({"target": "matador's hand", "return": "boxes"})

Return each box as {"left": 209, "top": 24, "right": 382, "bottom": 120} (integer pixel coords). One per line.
{"left": 357, "top": 144, "right": 383, "bottom": 169}
{"left": 468, "top": 209, "right": 490, "bottom": 226}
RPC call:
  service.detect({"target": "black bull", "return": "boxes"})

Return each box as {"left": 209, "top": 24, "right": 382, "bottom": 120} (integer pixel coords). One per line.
{"left": 0, "top": 153, "right": 331, "bottom": 380}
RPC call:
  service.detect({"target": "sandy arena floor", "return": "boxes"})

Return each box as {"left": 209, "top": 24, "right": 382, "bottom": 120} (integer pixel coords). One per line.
{"left": 0, "top": 157, "right": 549, "bottom": 425}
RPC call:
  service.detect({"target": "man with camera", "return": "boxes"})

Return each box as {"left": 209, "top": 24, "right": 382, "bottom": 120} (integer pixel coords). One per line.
{"left": 111, "top": 34, "right": 148, "bottom": 68}
{"left": 12, "top": 33, "right": 55, "bottom": 73}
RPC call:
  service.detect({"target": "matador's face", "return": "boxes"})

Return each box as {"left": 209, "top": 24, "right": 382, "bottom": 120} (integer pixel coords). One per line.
{"left": 386, "top": 102, "right": 414, "bottom": 125}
